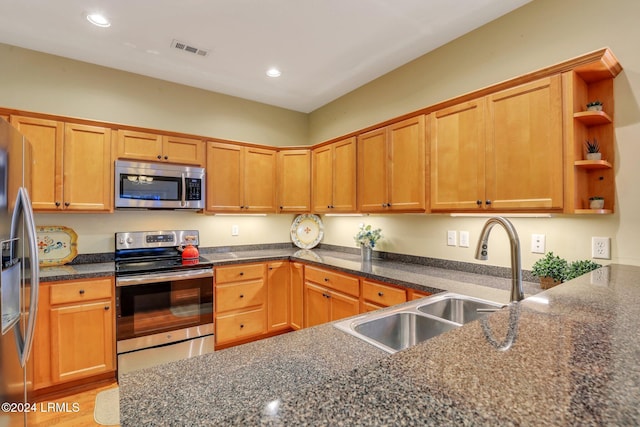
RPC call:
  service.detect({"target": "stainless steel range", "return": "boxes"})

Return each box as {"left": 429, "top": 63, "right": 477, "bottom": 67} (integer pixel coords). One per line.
{"left": 115, "top": 230, "right": 214, "bottom": 377}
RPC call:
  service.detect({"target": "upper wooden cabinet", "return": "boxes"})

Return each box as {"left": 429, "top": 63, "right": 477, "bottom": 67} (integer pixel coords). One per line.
{"left": 11, "top": 116, "right": 113, "bottom": 212}
{"left": 358, "top": 115, "right": 426, "bottom": 213}
{"left": 430, "top": 76, "right": 564, "bottom": 212}
{"left": 312, "top": 137, "right": 357, "bottom": 213}
{"left": 277, "top": 149, "right": 311, "bottom": 213}
{"left": 562, "top": 50, "right": 621, "bottom": 214}
{"left": 117, "top": 129, "right": 204, "bottom": 166}
{"left": 206, "top": 141, "right": 277, "bottom": 213}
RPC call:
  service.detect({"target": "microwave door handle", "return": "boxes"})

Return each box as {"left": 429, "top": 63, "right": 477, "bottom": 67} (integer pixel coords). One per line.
{"left": 10, "top": 187, "right": 40, "bottom": 367}
{"left": 181, "top": 172, "right": 186, "bottom": 207}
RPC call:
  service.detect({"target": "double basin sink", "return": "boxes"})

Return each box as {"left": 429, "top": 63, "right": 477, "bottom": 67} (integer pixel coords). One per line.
{"left": 334, "top": 292, "right": 504, "bottom": 353}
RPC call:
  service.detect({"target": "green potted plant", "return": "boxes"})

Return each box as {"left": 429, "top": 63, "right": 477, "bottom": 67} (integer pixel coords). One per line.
{"left": 354, "top": 224, "right": 382, "bottom": 262}
{"left": 531, "top": 252, "right": 569, "bottom": 289}
{"left": 566, "top": 259, "right": 602, "bottom": 281}
{"left": 586, "top": 100, "right": 603, "bottom": 111}
{"left": 589, "top": 196, "right": 604, "bottom": 209}
{"left": 585, "top": 138, "right": 601, "bottom": 160}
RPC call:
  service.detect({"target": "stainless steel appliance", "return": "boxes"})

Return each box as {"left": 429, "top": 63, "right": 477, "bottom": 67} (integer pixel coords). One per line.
{"left": 114, "top": 160, "right": 205, "bottom": 210}
{"left": 0, "top": 118, "right": 40, "bottom": 427}
{"left": 115, "top": 230, "right": 214, "bottom": 376}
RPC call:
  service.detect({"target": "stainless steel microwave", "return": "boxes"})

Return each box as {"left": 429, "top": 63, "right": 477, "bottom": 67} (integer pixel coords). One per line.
{"left": 114, "top": 160, "right": 205, "bottom": 209}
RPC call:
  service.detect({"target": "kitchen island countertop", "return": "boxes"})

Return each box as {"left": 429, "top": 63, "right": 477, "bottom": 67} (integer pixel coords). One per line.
{"left": 119, "top": 263, "right": 640, "bottom": 425}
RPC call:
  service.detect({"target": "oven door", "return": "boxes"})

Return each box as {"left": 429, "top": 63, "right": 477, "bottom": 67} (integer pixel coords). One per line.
{"left": 115, "top": 268, "right": 213, "bottom": 353}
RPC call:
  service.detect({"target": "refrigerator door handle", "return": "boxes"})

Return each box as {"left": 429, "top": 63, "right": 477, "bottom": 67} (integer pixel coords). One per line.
{"left": 10, "top": 187, "right": 40, "bottom": 367}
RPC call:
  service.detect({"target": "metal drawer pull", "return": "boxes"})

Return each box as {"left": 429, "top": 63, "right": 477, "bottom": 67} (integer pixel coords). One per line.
{"left": 378, "top": 292, "right": 384, "bottom": 297}
{"left": 239, "top": 294, "right": 244, "bottom": 298}
{"left": 79, "top": 289, "right": 85, "bottom": 295}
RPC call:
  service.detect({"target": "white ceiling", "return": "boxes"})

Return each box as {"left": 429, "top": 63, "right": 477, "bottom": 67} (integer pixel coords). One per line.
{"left": 0, "top": 0, "right": 531, "bottom": 113}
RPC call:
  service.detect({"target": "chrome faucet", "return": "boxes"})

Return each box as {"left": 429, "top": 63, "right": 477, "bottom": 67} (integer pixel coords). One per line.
{"left": 475, "top": 217, "right": 524, "bottom": 303}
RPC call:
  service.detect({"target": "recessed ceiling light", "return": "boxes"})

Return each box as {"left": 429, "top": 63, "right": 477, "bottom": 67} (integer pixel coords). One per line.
{"left": 87, "top": 13, "right": 111, "bottom": 28}
{"left": 266, "top": 68, "right": 281, "bottom": 78}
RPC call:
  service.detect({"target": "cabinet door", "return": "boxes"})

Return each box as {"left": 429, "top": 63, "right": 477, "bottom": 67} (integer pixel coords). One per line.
{"left": 267, "top": 261, "right": 290, "bottom": 331}
{"left": 486, "top": 76, "right": 563, "bottom": 210}
{"left": 50, "top": 299, "right": 114, "bottom": 383}
{"left": 10, "top": 116, "right": 64, "bottom": 210}
{"left": 277, "top": 149, "right": 310, "bottom": 213}
{"left": 206, "top": 141, "right": 243, "bottom": 212}
{"left": 63, "top": 123, "right": 113, "bottom": 211}
{"left": 163, "top": 135, "right": 204, "bottom": 166}
{"left": 329, "top": 291, "right": 360, "bottom": 322}
{"left": 331, "top": 137, "right": 357, "bottom": 212}
{"left": 311, "top": 144, "right": 334, "bottom": 213}
{"left": 116, "top": 129, "right": 164, "bottom": 162}
{"left": 289, "top": 262, "right": 304, "bottom": 330}
{"left": 430, "top": 100, "right": 486, "bottom": 211}
{"left": 358, "top": 128, "right": 388, "bottom": 212}
{"left": 304, "top": 283, "right": 330, "bottom": 328}
{"left": 387, "top": 116, "right": 426, "bottom": 212}
{"left": 244, "top": 146, "right": 277, "bottom": 212}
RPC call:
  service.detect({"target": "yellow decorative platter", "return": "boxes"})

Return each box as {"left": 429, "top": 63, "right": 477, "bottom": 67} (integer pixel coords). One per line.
{"left": 290, "top": 214, "right": 324, "bottom": 249}
{"left": 36, "top": 226, "right": 78, "bottom": 266}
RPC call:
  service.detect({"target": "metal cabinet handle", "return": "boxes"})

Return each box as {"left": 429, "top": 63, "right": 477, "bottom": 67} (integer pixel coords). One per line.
{"left": 240, "top": 324, "right": 244, "bottom": 329}
{"left": 79, "top": 289, "right": 85, "bottom": 295}
{"left": 239, "top": 294, "right": 244, "bottom": 298}
{"left": 378, "top": 292, "right": 384, "bottom": 297}
{"left": 55, "top": 201, "right": 61, "bottom": 207}
{"left": 157, "top": 155, "right": 162, "bottom": 159}
{"left": 104, "top": 305, "right": 110, "bottom": 311}
{"left": 476, "top": 200, "right": 482, "bottom": 206}
{"left": 486, "top": 200, "right": 492, "bottom": 205}
{"left": 64, "top": 202, "right": 70, "bottom": 207}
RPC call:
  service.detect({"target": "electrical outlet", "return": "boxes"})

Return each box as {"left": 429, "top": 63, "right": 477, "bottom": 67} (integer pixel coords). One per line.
{"left": 447, "top": 230, "right": 457, "bottom": 246}
{"left": 459, "top": 231, "right": 470, "bottom": 248}
{"left": 592, "top": 237, "right": 611, "bottom": 259}
{"left": 231, "top": 225, "right": 239, "bottom": 236}
{"left": 531, "top": 234, "right": 545, "bottom": 254}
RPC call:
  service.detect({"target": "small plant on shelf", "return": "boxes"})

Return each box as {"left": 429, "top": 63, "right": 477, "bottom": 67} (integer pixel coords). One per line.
{"left": 531, "top": 251, "right": 569, "bottom": 289}
{"left": 586, "top": 100, "right": 603, "bottom": 111}
{"left": 589, "top": 196, "right": 605, "bottom": 209}
{"left": 585, "top": 138, "right": 602, "bottom": 160}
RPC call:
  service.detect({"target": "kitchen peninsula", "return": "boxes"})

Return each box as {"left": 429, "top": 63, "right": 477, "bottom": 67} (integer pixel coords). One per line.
{"left": 116, "top": 257, "right": 640, "bottom": 425}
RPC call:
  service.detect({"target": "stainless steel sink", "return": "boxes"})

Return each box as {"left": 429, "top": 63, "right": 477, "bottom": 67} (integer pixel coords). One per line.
{"left": 334, "top": 292, "right": 503, "bottom": 353}
{"left": 353, "top": 312, "right": 458, "bottom": 353}
{"left": 416, "top": 294, "right": 504, "bottom": 324}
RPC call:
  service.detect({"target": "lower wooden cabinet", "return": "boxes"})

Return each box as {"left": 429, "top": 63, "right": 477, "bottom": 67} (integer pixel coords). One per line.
{"left": 361, "top": 279, "right": 408, "bottom": 312}
{"left": 215, "top": 263, "right": 267, "bottom": 347}
{"left": 267, "top": 261, "right": 290, "bottom": 331}
{"left": 289, "top": 262, "right": 305, "bottom": 330}
{"left": 304, "top": 266, "right": 360, "bottom": 328}
{"left": 33, "top": 277, "right": 115, "bottom": 391}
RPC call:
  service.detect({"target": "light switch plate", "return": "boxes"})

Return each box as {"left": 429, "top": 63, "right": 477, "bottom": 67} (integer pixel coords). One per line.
{"left": 459, "top": 231, "right": 470, "bottom": 248}
{"left": 447, "top": 230, "right": 457, "bottom": 246}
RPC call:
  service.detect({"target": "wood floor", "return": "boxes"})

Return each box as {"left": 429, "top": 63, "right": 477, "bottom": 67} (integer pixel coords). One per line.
{"left": 29, "top": 382, "right": 119, "bottom": 427}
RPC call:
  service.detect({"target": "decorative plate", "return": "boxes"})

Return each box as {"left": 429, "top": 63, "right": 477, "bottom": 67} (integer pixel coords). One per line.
{"left": 36, "top": 226, "right": 78, "bottom": 266}
{"left": 290, "top": 214, "right": 323, "bottom": 249}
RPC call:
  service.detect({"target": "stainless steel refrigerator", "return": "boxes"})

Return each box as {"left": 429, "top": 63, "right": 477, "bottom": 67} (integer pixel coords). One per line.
{"left": 0, "top": 118, "right": 40, "bottom": 427}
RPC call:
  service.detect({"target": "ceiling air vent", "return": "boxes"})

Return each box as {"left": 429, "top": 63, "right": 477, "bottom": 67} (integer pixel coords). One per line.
{"left": 170, "top": 39, "right": 209, "bottom": 57}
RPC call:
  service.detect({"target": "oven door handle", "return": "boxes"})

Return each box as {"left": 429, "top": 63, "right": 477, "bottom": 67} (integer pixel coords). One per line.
{"left": 116, "top": 268, "right": 213, "bottom": 287}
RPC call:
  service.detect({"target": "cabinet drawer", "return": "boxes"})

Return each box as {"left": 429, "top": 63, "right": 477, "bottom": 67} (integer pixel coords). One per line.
{"left": 50, "top": 278, "right": 112, "bottom": 305}
{"left": 216, "top": 308, "right": 266, "bottom": 343}
{"left": 304, "top": 266, "right": 359, "bottom": 297}
{"left": 216, "top": 279, "right": 265, "bottom": 312}
{"left": 215, "top": 263, "right": 265, "bottom": 284}
{"left": 362, "top": 280, "right": 407, "bottom": 307}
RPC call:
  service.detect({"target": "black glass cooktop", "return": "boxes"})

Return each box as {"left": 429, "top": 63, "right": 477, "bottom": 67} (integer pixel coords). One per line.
{"left": 115, "top": 247, "right": 211, "bottom": 276}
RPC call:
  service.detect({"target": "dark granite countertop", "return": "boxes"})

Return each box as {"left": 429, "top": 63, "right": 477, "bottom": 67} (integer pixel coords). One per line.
{"left": 39, "top": 247, "right": 540, "bottom": 301}
{"left": 119, "top": 264, "right": 640, "bottom": 425}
